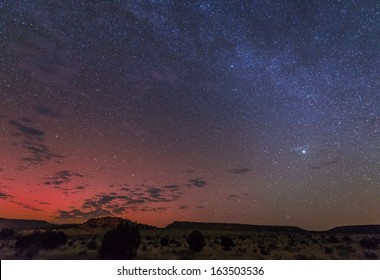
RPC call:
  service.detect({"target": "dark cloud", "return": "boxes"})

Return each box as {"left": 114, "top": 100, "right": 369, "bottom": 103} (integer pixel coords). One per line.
{"left": 34, "top": 200, "right": 50, "bottom": 205}
{"left": 163, "top": 184, "right": 180, "bottom": 190}
{"left": 74, "top": 184, "right": 87, "bottom": 190}
{"left": 44, "top": 170, "right": 84, "bottom": 187}
{"left": 9, "top": 120, "right": 44, "bottom": 140}
{"left": 11, "top": 200, "right": 41, "bottom": 212}
{"left": 98, "top": 195, "right": 117, "bottom": 205}
{"left": 229, "top": 168, "right": 251, "bottom": 174}
{"left": 189, "top": 178, "right": 207, "bottom": 187}
{"left": 226, "top": 194, "right": 241, "bottom": 200}
{"left": 179, "top": 205, "right": 188, "bottom": 210}
{"left": 2, "top": 177, "right": 15, "bottom": 181}
{"left": 9, "top": 32, "right": 79, "bottom": 93}
{"left": 9, "top": 120, "right": 64, "bottom": 167}
{"left": 21, "top": 141, "right": 64, "bottom": 166}
{"left": 0, "top": 191, "right": 13, "bottom": 200}
{"left": 56, "top": 208, "right": 111, "bottom": 220}
{"left": 22, "top": 205, "right": 42, "bottom": 211}
{"left": 311, "top": 159, "right": 339, "bottom": 170}
{"left": 34, "top": 105, "right": 61, "bottom": 119}
{"left": 112, "top": 207, "right": 127, "bottom": 214}
{"left": 140, "top": 207, "right": 167, "bottom": 212}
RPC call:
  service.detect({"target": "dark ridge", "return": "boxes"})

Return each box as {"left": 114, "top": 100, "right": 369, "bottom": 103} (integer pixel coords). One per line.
{"left": 0, "top": 218, "right": 56, "bottom": 229}
{"left": 82, "top": 216, "right": 157, "bottom": 230}
{"left": 165, "top": 221, "right": 308, "bottom": 233}
{"left": 327, "top": 225, "right": 380, "bottom": 234}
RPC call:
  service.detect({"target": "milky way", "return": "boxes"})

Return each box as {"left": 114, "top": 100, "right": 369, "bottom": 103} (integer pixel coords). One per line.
{"left": 1, "top": 1, "right": 380, "bottom": 230}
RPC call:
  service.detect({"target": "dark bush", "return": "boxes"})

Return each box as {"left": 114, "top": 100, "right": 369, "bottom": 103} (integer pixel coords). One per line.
{"left": 221, "top": 236, "right": 235, "bottom": 251}
{"left": 87, "top": 239, "right": 98, "bottom": 250}
{"left": 259, "top": 245, "right": 270, "bottom": 255}
{"left": 40, "top": 231, "right": 67, "bottom": 249}
{"left": 324, "top": 247, "right": 333, "bottom": 254}
{"left": 160, "top": 237, "right": 169, "bottom": 247}
{"left": 15, "top": 231, "right": 41, "bottom": 250}
{"left": 359, "top": 238, "right": 380, "bottom": 250}
{"left": 343, "top": 236, "right": 352, "bottom": 243}
{"left": 0, "top": 228, "right": 15, "bottom": 239}
{"left": 98, "top": 222, "right": 141, "bottom": 259}
{"left": 170, "top": 239, "right": 177, "bottom": 245}
{"left": 326, "top": 236, "right": 340, "bottom": 243}
{"left": 187, "top": 230, "right": 205, "bottom": 252}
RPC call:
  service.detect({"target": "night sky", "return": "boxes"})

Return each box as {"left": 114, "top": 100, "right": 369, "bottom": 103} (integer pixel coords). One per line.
{"left": 1, "top": 1, "right": 380, "bottom": 230}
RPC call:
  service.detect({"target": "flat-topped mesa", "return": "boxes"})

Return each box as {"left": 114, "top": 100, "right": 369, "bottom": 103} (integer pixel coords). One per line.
{"left": 328, "top": 225, "right": 380, "bottom": 234}
{"left": 165, "top": 221, "right": 307, "bottom": 233}
{"left": 0, "top": 218, "right": 55, "bottom": 229}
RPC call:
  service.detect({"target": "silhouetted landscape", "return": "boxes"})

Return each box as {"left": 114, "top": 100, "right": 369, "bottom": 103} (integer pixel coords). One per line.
{"left": 1, "top": 217, "right": 379, "bottom": 260}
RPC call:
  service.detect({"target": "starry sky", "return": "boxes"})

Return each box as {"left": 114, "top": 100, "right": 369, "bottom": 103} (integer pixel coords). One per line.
{"left": 1, "top": 1, "right": 380, "bottom": 230}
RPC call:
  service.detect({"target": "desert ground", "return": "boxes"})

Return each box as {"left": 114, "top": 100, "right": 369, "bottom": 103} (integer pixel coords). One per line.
{"left": 1, "top": 218, "right": 379, "bottom": 260}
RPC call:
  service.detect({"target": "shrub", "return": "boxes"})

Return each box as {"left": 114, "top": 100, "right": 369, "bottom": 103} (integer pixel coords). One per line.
{"left": 40, "top": 231, "right": 67, "bottom": 249}
{"left": 324, "top": 247, "right": 333, "bottom": 254}
{"left": 326, "top": 236, "right": 340, "bottom": 243}
{"left": 359, "top": 238, "right": 380, "bottom": 250}
{"left": 221, "top": 236, "right": 235, "bottom": 251}
{"left": 343, "top": 236, "right": 352, "bottom": 243}
{"left": 259, "top": 246, "right": 270, "bottom": 255}
{"left": 87, "top": 239, "right": 98, "bottom": 250}
{"left": 15, "top": 231, "right": 41, "bottom": 250}
{"left": 187, "top": 230, "right": 205, "bottom": 252}
{"left": 0, "top": 228, "right": 15, "bottom": 239}
{"left": 98, "top": 222, "right": 141, "bottom": 259}
{"left": 160, "top": 237, "right": 169, "bottom": 247}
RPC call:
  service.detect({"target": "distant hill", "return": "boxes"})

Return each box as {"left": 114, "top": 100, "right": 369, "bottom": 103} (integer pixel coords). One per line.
{"left": 166, "top": 221, "right": 308, "bottom": 233}
{"left": 328, "top": 225, "right": 380, "bottom": 234}
{"left": 0, "top": 218, "right": 56, "bottom": 229}
{"left": 82, "top": 217, "right": 157, "bottom": 229}
{"left": 1, "top": 217, "right": 379, "bottom": 234}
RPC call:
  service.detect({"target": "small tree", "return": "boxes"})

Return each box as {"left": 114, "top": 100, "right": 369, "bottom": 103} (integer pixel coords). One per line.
{"left": 187, "top": 230, "right": 205, "bottom": 252}
{"left": 40, "top": 231, "right": 68, "bottom": 249}
{"left": 160, "top": 237, "right": 169, "bottom": 247}
{"left": 98, "top": 222, "right": 141, "bottom": 259}
{"left": 220, "top": 236, "right": 235, "bottom": 251}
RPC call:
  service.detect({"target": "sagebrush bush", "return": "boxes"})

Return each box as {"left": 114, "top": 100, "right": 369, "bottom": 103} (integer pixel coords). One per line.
{"left": 40, "top": 231, "right": 67, "bottom": 249}
{"left": 0, "top": 228, "right": 15, "bottom": 239}
{"left": 98, "top": 222, "right": 141, "bottom": 259}
{"left": 14, "top": 230, "right": 67, "bottom": 257}
{"left": 15, "top": 231, "right": 41, "bottom": 250}
{"left": 220, "top": 236, "right": 235, "bottom": 251}
{"left": 187, "top": 230, "right": 205, "bottom": 252}
{"left": 160, "top": 237, "right": 169, "bottom": 247}
{"left": 359, "top": 238, "right": 380, "bottom": 250}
